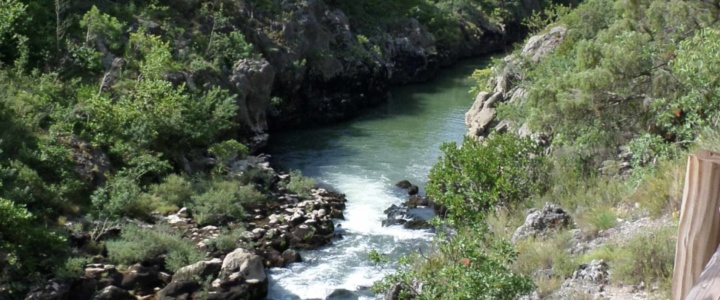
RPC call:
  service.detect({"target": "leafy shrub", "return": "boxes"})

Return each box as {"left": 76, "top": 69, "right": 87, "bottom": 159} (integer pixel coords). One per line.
{"left": 53, "top": 257, "right": 90, "bottom": 280}
{"left": 145, "top": 174, "right": 195, "bottom": 214}
{"left": 238, "top": 168, "right": 275, "bottom": 191}
{"left": 165, "top": 241, "right": 206, "bottom": 272}
{"left": 427, "top": 134, "right": 548, "bottom": 224}
{"left": 285, "top": 170, "right": 316, "bottom": 198}
{"left": 106, "top": 224, "right": 204, "bottom": 272}
{"left": 0, "top": 198, "right": 66, "bottom": 284}
{"left": 205, "top": 227, "right": 245, "bottom": 254}
{"left": 373, "top": 225, "right": 533, "bottom": 300}
{"left": 191, "top": 181, "right": 264, "bottom": 226}
{"left": 209, "top": 139, "right": 249, "bottom": 174}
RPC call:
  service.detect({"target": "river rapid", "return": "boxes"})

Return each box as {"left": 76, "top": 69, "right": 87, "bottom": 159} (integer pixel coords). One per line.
{"left": 267, "top": 58, "right": 489, "bottom": 300}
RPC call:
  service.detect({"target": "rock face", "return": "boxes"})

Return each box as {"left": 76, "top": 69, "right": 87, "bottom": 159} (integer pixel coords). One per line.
{"left": 521, "top": 26, "right": 567, "bottom": 63}
{"left": 230, "top": 0, "right": 541, "bottom": 131}
{"left": 512, "top": 203, "right": 572, "bottom": 242}
{"left": 465, "top": 92, "right": 502, "bottom": 137}
{"left": 231, "top": 58, "right": 276, "bottom": 134}
{"left": 465, "top": 26, "right": 567, "bottom": 140}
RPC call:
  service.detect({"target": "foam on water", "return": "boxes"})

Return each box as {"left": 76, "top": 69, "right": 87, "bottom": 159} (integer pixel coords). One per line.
{"left": 266, "top": 172, "right": 433, "bottom": 300}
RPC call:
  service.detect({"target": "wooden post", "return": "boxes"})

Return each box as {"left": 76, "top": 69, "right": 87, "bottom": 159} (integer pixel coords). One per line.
{"left": 672, "top": 150, "right": 720, "bottom": 300}
{"left": 685, "top": 244, "right": 720, "bottom": 299}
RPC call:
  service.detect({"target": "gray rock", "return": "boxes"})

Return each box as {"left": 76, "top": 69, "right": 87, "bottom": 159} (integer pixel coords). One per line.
{"left": 221, "top": 248, "right": 267, "bottom": 284}
{"left": 24, "top": 280, "right": 71, "bottom": 300}
{"left": 326, "top": 288, "right": 359, "bottom": 300}
{"left": 282, "top": 249, "right": 302, "bottom": 265}
{"left": 522, "top": 26, "right": 567, "bottom": 62}
{"left": 231, "top": 58, "right": 276, "bottom": 133}
{"left": 172, "top": 258, "right": 222, "bottom": 282}
{"left": 395, "top": 180, "right": 412, "bottom": 189}
{"left": 512, "top": 203, "right": 572, "bottom": 242}
{"left": 465, "top": 92, "right": 502, "bottom": 138}
{"left": 407, "top": 185, "right": 419, "bottom": 196}
{"left": 551, "top": 260, "right": 610, "bottom": 299}
{"left": 93, "top": 286, "right": 134, "bottom": 300}
{"left": 573, "top": 259, "right": 609, "bottom": 284}
{"left": 120, "top": 263, "right": 161, "bottom": 294}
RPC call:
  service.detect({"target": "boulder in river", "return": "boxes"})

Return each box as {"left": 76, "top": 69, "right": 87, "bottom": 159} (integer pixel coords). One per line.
{"left": 326, "top": 288, "right": 359, "bottom": 300}
{"left": 395, "top": 180, "right": 413, "bottom": 189}
{"left": 407, "top": 185, "right": 419, "bottom": 196}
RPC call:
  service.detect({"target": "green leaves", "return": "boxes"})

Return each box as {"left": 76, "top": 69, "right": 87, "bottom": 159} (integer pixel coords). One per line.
{"left": 427, "top": 134, "right": 548, "bottom": 224}
{"left": 653, "top": 28, "right": 720, "bottom": 142}
{"left": 80, "top": 6, "right": 124, "bottom": 51}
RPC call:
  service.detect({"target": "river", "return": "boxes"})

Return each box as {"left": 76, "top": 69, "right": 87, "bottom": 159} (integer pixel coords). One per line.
{"left": 266, "top": 58, "right": 489, "bottom": 300}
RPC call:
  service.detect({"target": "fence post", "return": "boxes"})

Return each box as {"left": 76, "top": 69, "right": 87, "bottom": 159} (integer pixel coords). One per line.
{"left": 672, "top": 150, "right": 720, "bottom": 300}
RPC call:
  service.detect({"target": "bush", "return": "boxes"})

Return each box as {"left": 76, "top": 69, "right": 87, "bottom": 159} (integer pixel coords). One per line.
{"left": 191, "top": 181, "right": 264, "bottom": 226}
{"left": 205, "top": 227, "right": 245, "bottom": 254}
{"left": 106, "top": 224, "right": 204, "bottom": 272}
{"left": 373, "top": 225, "right": 533, "bottom": 300}
{"left": 513, "top": 231, "right": 576, "bottom": 280}
{"left": 0, "top": 198, "right": 67, "bottom": 289}
{"left": 238, "top": 168, "right": 276, "bottom": 191}
{"left": 285, "top": 170, "right": 316, "bottom": 198}
{"left": 165, "top": 241, "right": 206, "bottom": 273}
{"left": 53, "top": 257, "right": 90, "bottom": 280}
{"left": 145, "top": 174, "right": 195, "bottom": 214}
{"left": 427, "top": 134, "right": 548, "bottom": 224}
{"left": 584, "top": 226, "right": 676, "bottom": 293}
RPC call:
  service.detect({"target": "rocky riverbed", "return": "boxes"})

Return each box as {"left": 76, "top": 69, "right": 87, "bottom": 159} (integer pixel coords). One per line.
{"left": 25, "top": 156, "right": 349, "bottom": 300}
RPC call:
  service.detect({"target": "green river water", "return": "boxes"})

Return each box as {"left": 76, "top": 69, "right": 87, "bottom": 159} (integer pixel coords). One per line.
{"left": 267, "top": 58, "right": 489, "bottom": 300}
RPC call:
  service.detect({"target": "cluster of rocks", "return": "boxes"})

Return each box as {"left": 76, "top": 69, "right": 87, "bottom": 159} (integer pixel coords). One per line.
{"left": 380, "top": 180, "right": 436, "bottom": 230}
{"left": 512, "top": 203, "right": 573, "bottom": 243}
{"left": 161, "top": 186, "right": 345, "bottom": 271}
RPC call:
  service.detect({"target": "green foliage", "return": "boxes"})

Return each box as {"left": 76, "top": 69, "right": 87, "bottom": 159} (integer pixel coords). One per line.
{"left": 585, "top": 226, "right": 675, "bottom": 292}
{"left": 209, "top": 139, "right": 249, "bottom": 174}
{"left": 53, "top": 257, "right": 90, "bottom": 280}
{"left": 190, "top": 181, "right": 265, "bottom": 226}
{"left": 374, "top": 225, "right": 533, "bottom": 300}
{"left": 654, "top": 28, "right": 720, "bottom": 142}
{"left": 522, "top": 3, "right": 572, "bottom": 34}
{"left": 238, "top": 168, "right": 276, "bottom": 192}
{"left": 513, "top": 231, "right": 576, "bottom": 280}
{"left": 0, "top": 198, "right": 66, "bottom": 289}
{"left": 79, "top": 6, "right": 124, "bottom": 52}
{"left": 106, "top": 224, "right": 204, "bottom": 272}
{"left": 145, "top": 174, "right": 195, "bottom": 213}
{"left": 206, "top": 227, "right": 245, "bottom": 254}
{"left": 0, "top": 0, "right": 26, "bottom": 47}
{"left": 284, "top": 170, "right": 317, "bottom": 198}
{"left": 368, "top": 249, "right": 390, "bottom": 264}
{"left": 427, "top": 134, "right": 548, "bottom": 224}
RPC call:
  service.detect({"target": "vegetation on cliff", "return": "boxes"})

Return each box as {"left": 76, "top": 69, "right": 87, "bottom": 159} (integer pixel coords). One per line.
{"left": 373, "top": 0, "right": 720, "bottom": 298}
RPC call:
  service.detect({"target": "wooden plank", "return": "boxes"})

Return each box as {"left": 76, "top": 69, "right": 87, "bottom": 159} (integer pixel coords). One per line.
{"left": 672, "top": 151, "right": 720, "bottom": 300}
{"left": 686, "top": 244, "right": 720, "bottom": 299}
